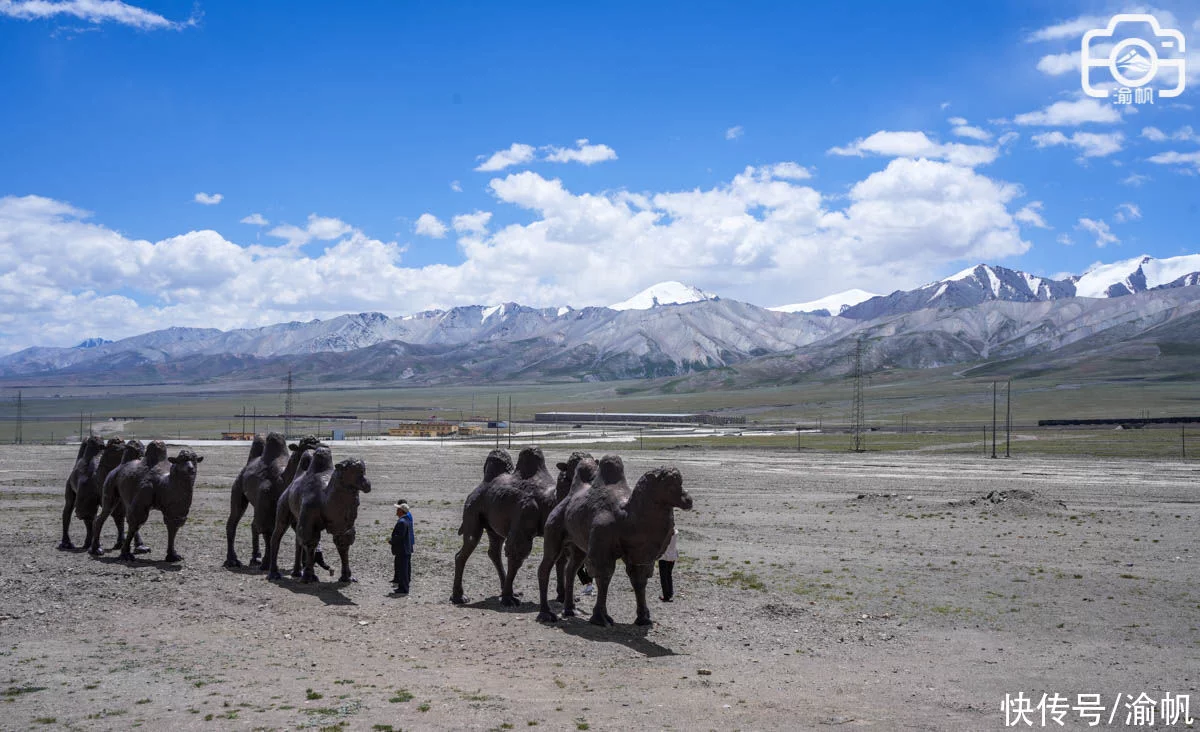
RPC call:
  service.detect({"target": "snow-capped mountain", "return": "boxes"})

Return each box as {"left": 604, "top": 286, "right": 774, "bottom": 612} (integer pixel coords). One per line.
{"left": 769, "top": 289, "right": 879, "bottom": 316}
{"left": 1071, "top": 254, "right": 1200, "bottom": 298}
{"left": 841, "top": 254, "right": 1200, "bottom": 320}
{"left": 608, "top": 281, "right": 716, "bottom": 311}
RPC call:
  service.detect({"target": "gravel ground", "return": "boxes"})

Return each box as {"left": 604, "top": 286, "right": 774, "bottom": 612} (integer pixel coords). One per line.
{"left": 0, "top": 443, "right": 1196, "bottom": 730}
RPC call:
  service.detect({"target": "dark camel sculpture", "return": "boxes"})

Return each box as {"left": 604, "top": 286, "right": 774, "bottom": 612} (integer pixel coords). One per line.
{"left": 266, "top": 447, "right": 371, "bottom": 583}
{"left": 223, "top": 433, "right": 322, "bottom": 569}
{"left": 58, "top": 436, "right": 104, "bottom": 550}
{"left": 115, "top": 446, "right": 204, "bottom": 562}
{"left": 452, "top": 447, "right": 564, "bottom": 606}
{"left": 86, "top": 439, "right": 151, "bottom": 556}
{"left": 537, "top": 455, "right": 692, "bottom": 627}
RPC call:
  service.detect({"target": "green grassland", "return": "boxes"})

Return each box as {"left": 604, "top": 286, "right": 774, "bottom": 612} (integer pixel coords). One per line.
{"left": 1, "top": 362, "right": 1197, "bottom": 460}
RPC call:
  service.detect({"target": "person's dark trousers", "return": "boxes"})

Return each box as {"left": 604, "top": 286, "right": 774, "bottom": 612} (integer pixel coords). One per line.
{"left": 393, "top": 552, "right": 411, "bottom": 594}
{"left": 658, "top": 559, "right": 674, "bottom": 600}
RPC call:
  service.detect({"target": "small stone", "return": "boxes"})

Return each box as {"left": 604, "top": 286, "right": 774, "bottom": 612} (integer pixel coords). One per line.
{"left": 697, "top": 669, "right": 712, "bottom": 676}
{"left": 358, "top": 621, "right": 369, "bottom": 626}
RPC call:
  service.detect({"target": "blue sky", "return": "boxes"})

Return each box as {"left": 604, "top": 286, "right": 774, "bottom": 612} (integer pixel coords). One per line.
{"left": 0, "top": 1, "right": 1198, "bottom": 352}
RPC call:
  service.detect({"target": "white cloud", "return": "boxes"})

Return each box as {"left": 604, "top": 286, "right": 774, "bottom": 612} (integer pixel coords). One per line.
{"left": 997, "top": 131, "right": 1020, "bottom": 146}
{"left": 1032, "top": 130, "right": 1125, "bottom": 158}
{"left": 414, "top": 213, "right": 448, "bottom": 238}
{"left": 0, "top": 0, "right": 192, "bottom": 29}
{"left": 1036, "top": 51, "right": 1080, "bottom": 76}
{"left": 828, "top": 130, "right": 998, "bottom": 167}
{"left": 450, "top": 180, "right": 463, "bottom": 193}
{"left": 0, "top": 160, "right": 1033, "bottom": 353}
{"left": 194, "top": 192, "right": 223, "bottom": 205}
{"left": 1114, "top": 202, "right": 1142, "bottom": 223}
{"left": 1147, "top": 150, "right": 1200, "bottom": 171}
{"left": 1014, "top": 201, "right": 1050, "bottom": 228}
{"left": 267, "top": 214, "right": 353, "bottom": 248}
{"left": 1122, "top": 172, "right": 1151, "bottom": 186}
{"left": 1141, "top": 125, "right": 1195, "bottom": 142}
{"left": 542, "top": 139, "right": 617, "bottom": 166}
{"left": 725, "top": 125, "right": 744, "bottom": 140}
{"left": 1014, "top": 97, "right": 1121, "bottom": 126}
{"left": 1057, "top": 233, "right": 1074, "bottom": 246}
{"left": 452, "top": 210, "right": 491, "bottom": 235}
{"left": 1026, "top": 14, "right": 1109, "bottom": 42}
{"left": 1076, "top": 217, "right": 1119, "bottom": 247}
{"left": 240, "top": 213, "right": 269, "bottom": 226}
{"left": 951, "top": 123, "right": 992, "bottom": 142}
{"left": 475, "top": 143, "right": 536, "bottom": 172}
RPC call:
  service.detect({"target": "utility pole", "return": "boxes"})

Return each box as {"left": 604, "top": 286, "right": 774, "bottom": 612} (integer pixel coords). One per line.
{"left": 252, "top": 406, "right": 257, "bottom": 435}
{"left": 241, "top": 406, "right": 247, "bottom": 437}
{"left": 377, "top": 402, "right": 382, "bottom": 437}
{"left": 79, "top": 411, "right": 84, "bottom": 443}
{"left": 990, "top": 381, "right": 998, "bottom": 459}
{"left": 495, "top": 395, "right": 500, "bottom": 448}
{"left": 507, "top": 395, "right": 512, "bottom": 450}
{"left": 851, "top": 336, "right": 866, "bottom": 452}
{"left": 284, "top": 370, "right": 297, "bottom": 439}
{"left": 1182, "top": 423, "right": 1186, "bottom": 460}
{"left": 14, "top": 391, "right": 22, "bottom": 445}
{"left": 1005, "top": 380, "right": 1012, "bottom": 458}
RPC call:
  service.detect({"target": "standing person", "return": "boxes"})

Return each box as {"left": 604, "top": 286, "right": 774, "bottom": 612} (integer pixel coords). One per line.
{"left": 658, "top": 527, "right": 678, "bottom": 602}
{"left": 389, "top": 500, "right": 414, "bottom": 594}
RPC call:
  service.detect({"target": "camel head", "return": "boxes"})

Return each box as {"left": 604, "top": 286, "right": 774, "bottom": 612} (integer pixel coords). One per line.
{"left": 637, "top": 467, "right": 692, "bottom": 510}
{"left": 483, "top": 449, "right": 514, "bottom": 482}
{"left": 289, "top": 434, "right": 324, "bottom": 453}
{"left": 104, "top": 437, "right": 125, "bottom": 451}
{"left": 598, "top": 454, "right": 625, "bottom": 485}
{"left": 515, "top": 446, "right": 545, "bottom": 479}
{"left": 167, "top": 449, "right": 204, "bottom": 480}
{"left": 334, "top": 458, "right": 371, "bottom": 493}
{"left": 307, "top": 446, "right": 335, "bottom": 473}
{"left": 572, "top": 455, "right": 599, "bottom": 485}
{"left": 555, "top": 451, "right": 593, "bottom": 500}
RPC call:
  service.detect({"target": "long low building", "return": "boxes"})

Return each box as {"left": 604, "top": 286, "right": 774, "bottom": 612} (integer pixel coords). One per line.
{"left": 533, "top": 411, "right": 745, "bottom": 426}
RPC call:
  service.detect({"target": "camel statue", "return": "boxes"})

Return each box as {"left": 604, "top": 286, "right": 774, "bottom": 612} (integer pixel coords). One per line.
{"left": 86, "top": 439, "right": 151, "bottom": 556}
{"left": 114, "top": 447, "right": 204, "bottom": 562}
{"left": 58, "top": 436, "right": 104, "bottom": 550}
{"left": 537, "top": 455, "right": 692, "bottom": 627}
{"left": 223, "top": 433, "right": 322, "bottom": 569}
{"left": 266, "top": 447, "right": 371, "bottom": 583}
{"left": 451, "top": 447, "right": 562, "bottom": 606}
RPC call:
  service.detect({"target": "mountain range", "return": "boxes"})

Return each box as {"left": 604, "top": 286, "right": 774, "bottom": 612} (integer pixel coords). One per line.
{"left": 2, "top": 253, "right": 1198, "bottom": 387}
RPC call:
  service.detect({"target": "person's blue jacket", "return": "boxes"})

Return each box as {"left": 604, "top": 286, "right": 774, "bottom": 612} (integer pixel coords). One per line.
{"left": 390, "top": 512, "right": 414, "bottom": 555}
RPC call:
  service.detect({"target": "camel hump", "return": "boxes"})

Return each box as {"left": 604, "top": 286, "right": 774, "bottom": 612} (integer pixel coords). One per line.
{"left": 598, "top": 454, "right": 625, "bottom": 484}
{"left": 262, "top": 432, "right": 288, "bottom": 460}
{"left": 104, "top": 437, "right": 125, "bottom": 451}
{"left": 120, "top": 440, "right": 145, "bottom": 463}
{"left": 483, "top": 449, "right": 514, "bottom": 482}
{"left": 515, "top": 447, "right": 545, "bottom": 478}
{"left": 307, "top": 446, "right": 334, "bottom": 473}
{"left": 247, "top": 434, "right": 266, "bottom": 462}
{"left": 144, "top": 440, "right": 168, "bottom": 466}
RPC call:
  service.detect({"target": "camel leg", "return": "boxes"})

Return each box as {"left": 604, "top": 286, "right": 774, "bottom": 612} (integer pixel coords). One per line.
{"left": 291, "top": 538, "right": 304, "bottom": 578}
{"left": 250, "top": 530, "right": 262, "bottom": 567}
{"left": 119, "top": 511, "right": 147, "bottom": 562}
{"left": 627, "top": 561, "right": 654, "bottom": 626}
{"left": 561, "top": 548, "right": 587, "bottom": 618}
{"left": 265, "top": 503, "right": 291, "bottom": 580}
{"left": 333, "top": 532, "right": 355, "bottom": 583}
{"left": 299, "top": 531, "right": 319, "bottom": 583}
{"left": 554, "top": 555, "right": 567, "bottom": 604}
{"left": 500, "top": 532, "right": 533, "bottom": 607}
{"left": 164, "top": 520, "right": 184, "bottom": 563}
{"left": 89, "top": 498, "right": 113, "bottom": 555}
{"left": 58, "top": 484, "right": 76, "bottom": 550}
{"left": 536, "top": 531, "right": 564, "bottom": 623}
{"left": 451, "top": 529, "right": 483, "bottom": 604}
{"left": 484, "top": 528, "right": 506, "bottom": 595}
{"left": 110, "top": 501, "right": 127, "bottom": 551}
{"left": 588, "top": 559, "right": 616, "bottom": 627}
{"left": 224, "top": 489, "right": 249, "bottom": 568}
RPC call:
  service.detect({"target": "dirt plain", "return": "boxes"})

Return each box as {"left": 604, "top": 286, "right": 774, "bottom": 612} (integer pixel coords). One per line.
{"left": 0, "top": 442, "right": 1197, "bottom": 731}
